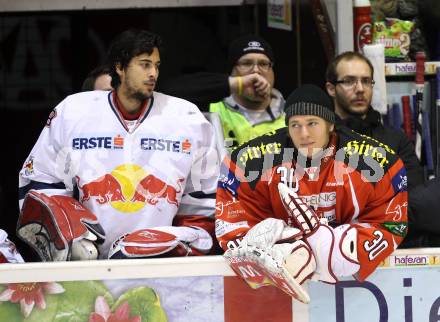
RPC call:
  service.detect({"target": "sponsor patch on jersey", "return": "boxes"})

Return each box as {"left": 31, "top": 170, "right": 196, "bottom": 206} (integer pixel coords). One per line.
{"left": 382, "top": 222, "right": 407, "bottom": 237}
{"left": 343, "top": 140, "right": 390, "bottom": 168}
{"left": 113, "top": 135, "right": 124, "bottom": 149}
{"left": 140, "top": 137, "right": 191, "bottom": 154}
{"left": 325, "top": 181, "right": 344, "bottom": 187}
{"left": 72, "top": 135, "right": 125, "bottom": 150}
{"left": 216, "top": 200, "right": 245, "bottom": 218}
{"left": 391, "top": 167, "right": 407, "bottom": 193}
{"left": 23, "top": 156, "right": 34, "bottom": 176}
{"left": 218, "top": 164, "right": 240, "bottom": 197}
{"left": 302, "top": 192, "right": 336, "bottom": 208}
{"left": 321, "top": 209, "right": 336, "bottom": 223}
{"left": 215, "top": 219, "right": 249, "bottom": 238}
{"left": 237, "top": 141, "right": 282, "bottom": 166}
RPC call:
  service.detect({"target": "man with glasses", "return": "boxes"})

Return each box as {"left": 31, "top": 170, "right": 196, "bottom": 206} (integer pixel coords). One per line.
{"left": 210, "top": 35, "right": 285, "bottom": 148}
{"left": 325, "top": 51, "right": 440, "bottom": 247}
{"left": 325, "top": 51, "right": 423, "bottom": 190}
{"left": 161, "top": 34, "right": 285, "bottom": 149}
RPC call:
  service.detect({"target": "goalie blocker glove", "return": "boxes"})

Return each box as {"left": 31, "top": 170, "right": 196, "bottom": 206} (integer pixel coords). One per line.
{"left": 278, "top": 182, "right": 360, "bottom": 283}
{"left": 108, "top": 226, "right": 213, "bottom": 259}
{"left": 17, "top": 191, "right": 105, "bottom": 261}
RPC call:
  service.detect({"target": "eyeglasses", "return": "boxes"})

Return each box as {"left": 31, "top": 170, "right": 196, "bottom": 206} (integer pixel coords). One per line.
{"left": 334, "top": 77, "right": 375, "bottom": 89}
{"left": 235, "top": 60, "right": 273, "bottom": 72}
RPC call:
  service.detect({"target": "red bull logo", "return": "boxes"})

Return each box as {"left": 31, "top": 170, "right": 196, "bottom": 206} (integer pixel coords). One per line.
{"left": 132, "top": 176, "right": 184, "bottom": 206}
{"left": 77, "top": 164, "right": 184, "bottom": 213}
{"left": 78, "top": 174, "right": 125, "bottom": 204}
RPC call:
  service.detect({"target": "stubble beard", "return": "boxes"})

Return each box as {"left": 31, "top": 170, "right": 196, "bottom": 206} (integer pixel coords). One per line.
{"left": 132, "top": 90, "right": 152, "bottom": 102}
{"left": 124, "top": 76, "right": 154, "bottom": 102}
{"left": 337, "top": 94, "right": 370, "bottom": 118}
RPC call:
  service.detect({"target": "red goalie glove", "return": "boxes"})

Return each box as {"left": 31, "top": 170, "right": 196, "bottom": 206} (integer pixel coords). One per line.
{"left": 17, "top": 191, "right": 105, "bottom": 261}
{"left": 108, "top": 226, "right": 213, "bottom": 259}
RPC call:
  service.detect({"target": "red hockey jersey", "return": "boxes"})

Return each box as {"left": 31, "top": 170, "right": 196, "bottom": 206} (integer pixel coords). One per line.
{"left": 216, "top": 126, "right": 408, "bottom": 281}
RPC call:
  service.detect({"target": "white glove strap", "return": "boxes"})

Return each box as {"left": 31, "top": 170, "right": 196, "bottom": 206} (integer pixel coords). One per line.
{"left": 153, "top": 226, "right": 213, "bottom": 253}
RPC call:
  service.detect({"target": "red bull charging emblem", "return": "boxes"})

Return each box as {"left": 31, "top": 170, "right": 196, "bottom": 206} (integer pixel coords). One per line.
{"left": 77, "top": 164, "right": 183, "bottom": 213}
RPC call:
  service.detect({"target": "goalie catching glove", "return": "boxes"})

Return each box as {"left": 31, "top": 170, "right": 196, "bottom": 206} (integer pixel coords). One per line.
{"left": 108, "top": 226, "right": 213, "bottom": 259}
{"left": 17, "top": 191, "right": 105, "bottom": 261}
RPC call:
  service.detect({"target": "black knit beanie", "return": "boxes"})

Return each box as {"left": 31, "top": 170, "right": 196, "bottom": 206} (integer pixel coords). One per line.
{"left": 228, "top": 34, "right": 274, "bottom": 72}
{"left": 284, "top": 84, "right": 335, "bottom": 124}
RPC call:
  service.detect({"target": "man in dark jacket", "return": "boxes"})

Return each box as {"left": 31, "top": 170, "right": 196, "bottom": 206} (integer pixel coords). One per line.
{"left": 325, "top": 51, "right": 440, "bottom": 247}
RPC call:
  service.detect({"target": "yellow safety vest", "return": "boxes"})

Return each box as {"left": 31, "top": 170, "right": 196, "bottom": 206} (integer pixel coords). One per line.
{"left": 209, "top": 101, "right": 286, "bottom": 147}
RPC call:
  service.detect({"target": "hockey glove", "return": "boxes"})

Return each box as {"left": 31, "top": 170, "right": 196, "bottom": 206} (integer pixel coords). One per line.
{"left": 237, "top": 217, "right": 303, "bottom": 249}
{"left": 225, "top": 239, "right": 315, "bottom": 303}
{"left": 278, "top": 182, "right": 360, "bottom": 283}
{"left": 17, "top": 191, "right": 105, "bottom": 261}
{"left": 224, "top": 217, "right": 316, "bottom": 302}
{"left": 108, "top": 226, "right": 213, "bottom": 259}
{"left": 0, "top": 229, "right": 24, "bottom": 263}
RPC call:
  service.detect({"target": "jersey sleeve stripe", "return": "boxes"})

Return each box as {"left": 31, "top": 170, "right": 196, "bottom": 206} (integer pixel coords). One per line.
{"left": 18, "top": 181, "right": 66, "bottom": 200}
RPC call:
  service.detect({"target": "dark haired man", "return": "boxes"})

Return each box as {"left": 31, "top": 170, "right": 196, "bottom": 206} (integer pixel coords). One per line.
{"left": 81, "top": 65, "right": 112, "bottom": 91}
{"left": 217, "top": 84, "right": 407, "bottom": 302}
{"left": 325, "top": 51, "right": 440, "bottom": 247}
{"left": 17, "top": 29, "right": 219, "bottom": 261}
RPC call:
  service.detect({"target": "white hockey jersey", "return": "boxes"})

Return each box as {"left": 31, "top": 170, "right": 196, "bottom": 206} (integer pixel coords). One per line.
{"left": 19, "top": 91, "right": 220, "bottom": 258}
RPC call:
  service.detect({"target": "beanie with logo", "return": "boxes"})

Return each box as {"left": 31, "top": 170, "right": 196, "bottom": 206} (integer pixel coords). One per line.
{"left": 228, "top": 34, "right": 274, "bottom": 72}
